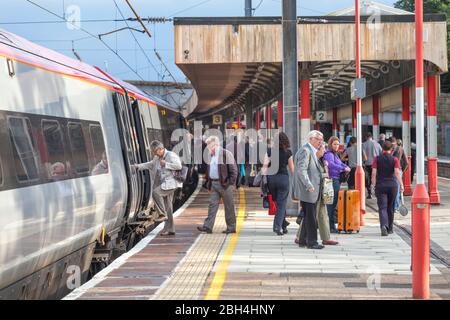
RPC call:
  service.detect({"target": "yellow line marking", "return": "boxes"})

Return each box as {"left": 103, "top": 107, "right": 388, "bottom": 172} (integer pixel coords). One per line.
{"left": 205, "top": 188, "right": 246, "bottom": 300}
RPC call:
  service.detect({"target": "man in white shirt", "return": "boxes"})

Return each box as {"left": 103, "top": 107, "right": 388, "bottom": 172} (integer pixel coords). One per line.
{"left": 198, "top": 136, "right": 238, "bottom": 234}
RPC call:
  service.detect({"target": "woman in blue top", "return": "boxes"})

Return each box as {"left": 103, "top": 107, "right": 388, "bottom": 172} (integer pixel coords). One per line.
{"left": 323, "top": 136, "right": 351, "bottom": 233}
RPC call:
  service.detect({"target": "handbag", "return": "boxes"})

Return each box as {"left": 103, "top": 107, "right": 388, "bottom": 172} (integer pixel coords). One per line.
{"left": 263, "top": 196, "right": 270, "bottom": 209}
{"left": 322, "top": 177, "right": 334, "bottom": 205}
{"left": 398, "top": 193, "right": 408, "bottom": 216}
{"left": 253, "top": 170, "right": 263, "bottom": 187}
{"left": 268, "top": 194, "right": 277, "bottom": 215}
{"left": 322, "top": 165, "right": 334, "bottom": 205}
{"left": 240, "top": 164, "right": 246, "bottom": 178}
{"left": 339, "top": 171, "right": 349, "bottom": 183}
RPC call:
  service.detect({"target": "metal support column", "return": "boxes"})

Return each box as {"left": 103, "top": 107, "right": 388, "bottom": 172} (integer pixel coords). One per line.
{"left": 282, "top": 0, "right": 299, "bottom": 216}
{"left": 372, "top": 94, "right": 380, "bottom": 141}
{"left": 354, "top": 0, "right": 366, "bottom": 226}
{"left": 402, "top": 85, "right": 413, "bottom": 196}
{"left": 412, "top": 0, "right": 430, "bottom": 300}
{"left": 245, "top": 0, "right": 252, "bottom": 17}
{"left": 300, "top": 79, "right": 311, "bottom": 145}
{"left": 427, "top": 75, "right": 440, "bottom": 204}
{"left": 333, "top": 108, "right": 338, "bottom": 138}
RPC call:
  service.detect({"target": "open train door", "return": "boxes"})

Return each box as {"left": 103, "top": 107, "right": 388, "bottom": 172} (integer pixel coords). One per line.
{"left": 112, "top": 92, "right": 144, "bottom": 223}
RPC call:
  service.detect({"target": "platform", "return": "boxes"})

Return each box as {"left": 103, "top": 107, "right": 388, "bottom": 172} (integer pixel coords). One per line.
{"left": 64, "top": 177, "right": 450, "bottom": 300}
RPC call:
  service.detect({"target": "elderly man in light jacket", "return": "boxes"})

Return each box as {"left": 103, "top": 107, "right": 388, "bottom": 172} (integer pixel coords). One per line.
{"left": 293, "top": 130, "right": 326, "bottom": 250}
{"left": 133, "top": 140, "right": 182, "bottom": 236}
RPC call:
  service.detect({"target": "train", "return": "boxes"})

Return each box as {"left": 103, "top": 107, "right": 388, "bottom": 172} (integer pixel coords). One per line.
{"left": 0, "top": 29, "right": 197, "bottom": 299}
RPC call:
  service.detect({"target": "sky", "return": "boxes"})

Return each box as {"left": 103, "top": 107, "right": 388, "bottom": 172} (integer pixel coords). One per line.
{"left": 0, "top": 0, "right": 398, "bottom": 83}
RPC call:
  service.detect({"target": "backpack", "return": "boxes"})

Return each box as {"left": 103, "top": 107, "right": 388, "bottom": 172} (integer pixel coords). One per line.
{"left": 173, "top": 165, "right": 189, "bottom": 183}
{"left": 164, "top": 152, "right": 188, "bottom": 183}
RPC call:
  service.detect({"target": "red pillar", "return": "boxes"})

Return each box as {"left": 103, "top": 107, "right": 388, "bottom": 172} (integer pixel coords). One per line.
{"left": 427, "top": 75, "right": 440, "bottom": 204}
{"left": 314, "top": 121, "right": 320, "bottom": 131}
{"left": 300, "top": 80, "right": 311, "bottom": 145}
{"left": 372, "top": 94, "right": 380, "bottom": 141}
{"left": 412, "top": 0, "right": 430, "bottom": 300}
{"left": 354, "top": 0, "right": 365, "bottom": 226}
{"left": 402, "top": 86, "right": 413, "bottom": 196}
{"left": 256, "top": 110, "right": 261, "bottom": 130}
{"left": 277, "top": 100, "right": 283, "bottom": 129}
{"left": 266, "top": 105, "right": 272, "bottom": 130}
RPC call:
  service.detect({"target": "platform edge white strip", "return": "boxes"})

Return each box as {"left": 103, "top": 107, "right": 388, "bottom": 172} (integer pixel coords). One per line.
{"left": 62, "top": 176, "right": 204, "bottom": 300}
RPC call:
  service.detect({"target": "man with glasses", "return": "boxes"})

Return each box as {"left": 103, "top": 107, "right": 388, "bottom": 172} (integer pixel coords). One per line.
{"left": 132, "top": 140, "right": 182, "bottom": 236}
{"left": 293, "top": 130, "right": 325, "bottom": 250}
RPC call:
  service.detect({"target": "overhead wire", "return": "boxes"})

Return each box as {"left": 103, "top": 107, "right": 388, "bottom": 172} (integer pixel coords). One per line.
{"left": 166, "top": 0, "right": 215, "bottom": 18}
{"left": 25, "top": 0, "right": 147, "bottom": 81}
{"left": 112, "top": 0, "right": 161, "bottom": 78}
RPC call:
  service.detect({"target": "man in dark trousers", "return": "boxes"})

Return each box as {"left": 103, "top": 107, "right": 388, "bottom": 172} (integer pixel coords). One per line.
{"left": 293, "top": 130, "right": 325, "bottom": 250}
{"left": 198, "top": 135, "right": 238, "bottom": 234}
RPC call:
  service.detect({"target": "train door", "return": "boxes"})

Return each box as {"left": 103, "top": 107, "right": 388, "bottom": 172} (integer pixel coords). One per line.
{"left": 130, "top": 99, "right": 152, "bottom": 214}
{"left": 112, "top": 92, "right": 142, "bottom": 222}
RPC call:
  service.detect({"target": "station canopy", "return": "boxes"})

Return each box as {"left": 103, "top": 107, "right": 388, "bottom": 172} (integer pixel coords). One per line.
{"left": 174, "top": 2, "right": 447, "bottom": 121}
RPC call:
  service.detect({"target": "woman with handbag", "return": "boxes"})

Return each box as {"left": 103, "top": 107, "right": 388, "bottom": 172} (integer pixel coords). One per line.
{"left": 264, "top": 132, "right": 294, "bottom": 235}
{"left": 324, "top": 137, "right": 351, "bottom": 233}
{"left": 295, "top": 143, "right": 339, "bottom": 245}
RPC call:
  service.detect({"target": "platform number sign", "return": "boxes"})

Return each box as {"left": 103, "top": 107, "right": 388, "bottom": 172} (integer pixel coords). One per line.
{"left": 212, "top": 114, "right": 222, "bottom": 125}
{"left": 316, "top": 111, "right": 327, "bottom": 123}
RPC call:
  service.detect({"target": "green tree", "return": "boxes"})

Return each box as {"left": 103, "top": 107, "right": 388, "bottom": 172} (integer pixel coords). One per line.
{"left": 394, "top": 0, "right": 450, "bottom": 92}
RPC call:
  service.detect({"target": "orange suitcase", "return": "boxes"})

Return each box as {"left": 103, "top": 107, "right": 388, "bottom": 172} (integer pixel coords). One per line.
{"left": 337, "top": 190, "right": 360, "bottom": 233}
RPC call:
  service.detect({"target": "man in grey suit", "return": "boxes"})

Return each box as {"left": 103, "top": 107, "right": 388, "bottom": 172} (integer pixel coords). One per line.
{"left": 293, "top": 130, "right": 325, "bottom": 250}
{"left": 133, "top": 140, "right": 182, "bottom": 236}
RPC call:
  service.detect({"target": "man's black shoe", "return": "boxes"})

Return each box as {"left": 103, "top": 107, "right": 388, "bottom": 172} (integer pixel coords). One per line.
{"left": 381, "top": 226, "right": 388, "bottom": 236}
{"left": 197, "top": 226, "right": 212, "bottom": 234}
{"left": 222, "top": 229, "right": 236, "bottom": 234}
{"left": 307, "top": 244, "right": 325, "bottom": 250}
{"left": 298, "top": 241, "right": 307, "bottom": 248}
{"left": 283, "top": 228, "right": 288, "bottom": 234}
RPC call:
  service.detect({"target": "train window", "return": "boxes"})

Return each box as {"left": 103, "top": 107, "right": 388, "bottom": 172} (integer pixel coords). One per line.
{"left": 68, "top": 122, "right": 89, "bottom": 174}
{"left": 42, "top": 120, "right": 67, "bottom": 176}
{"left": 7, "top": 116, "right": 40, "bottom": 182}
{"left": 89, "top": 124, "right": 108, "bottom": 174}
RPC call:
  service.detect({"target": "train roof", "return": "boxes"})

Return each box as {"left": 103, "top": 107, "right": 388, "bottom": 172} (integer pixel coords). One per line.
{"left": 0, "top": 29, "right": 177, "bottom": 112}
{"left": 95, "top": 69, "right": 176, "bottom": 111}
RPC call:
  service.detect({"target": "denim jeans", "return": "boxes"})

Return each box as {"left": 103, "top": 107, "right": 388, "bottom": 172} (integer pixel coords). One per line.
{"left": 326, "top": 178, "right": 341, "bottom": 231}
{"left": 267, "top": 174, "right": 289, "bottom": 232}
{"left": 393, "top": 171, "right": 402, "bottom": 210}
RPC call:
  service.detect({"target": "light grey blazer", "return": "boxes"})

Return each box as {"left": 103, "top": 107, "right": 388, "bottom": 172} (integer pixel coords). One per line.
{"left": 293, "top": 143, "right": 324, "bottom": 204}
{"left": 135, "top": 149, "right": 183, "bottom": 191}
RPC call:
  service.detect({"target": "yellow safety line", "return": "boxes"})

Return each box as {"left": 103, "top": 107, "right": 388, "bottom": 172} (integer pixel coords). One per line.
{"left": 205, "top": 187, "right": 246, "bottom": 300}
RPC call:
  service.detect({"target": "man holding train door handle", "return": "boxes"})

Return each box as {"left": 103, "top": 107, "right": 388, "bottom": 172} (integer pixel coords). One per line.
{"left": 132, "top": 140, "right": 182, "bottom": 236}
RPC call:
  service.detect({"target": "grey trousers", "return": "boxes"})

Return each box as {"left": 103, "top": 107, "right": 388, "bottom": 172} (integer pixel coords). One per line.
{"left": 203, "top": 181, "right": 236, "bottom": 231}
{"left": 153, "top": 185, "right": 175, "bottom": 233}
{"left": 296, "top": 194, "right": 330, "bottom": 242}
